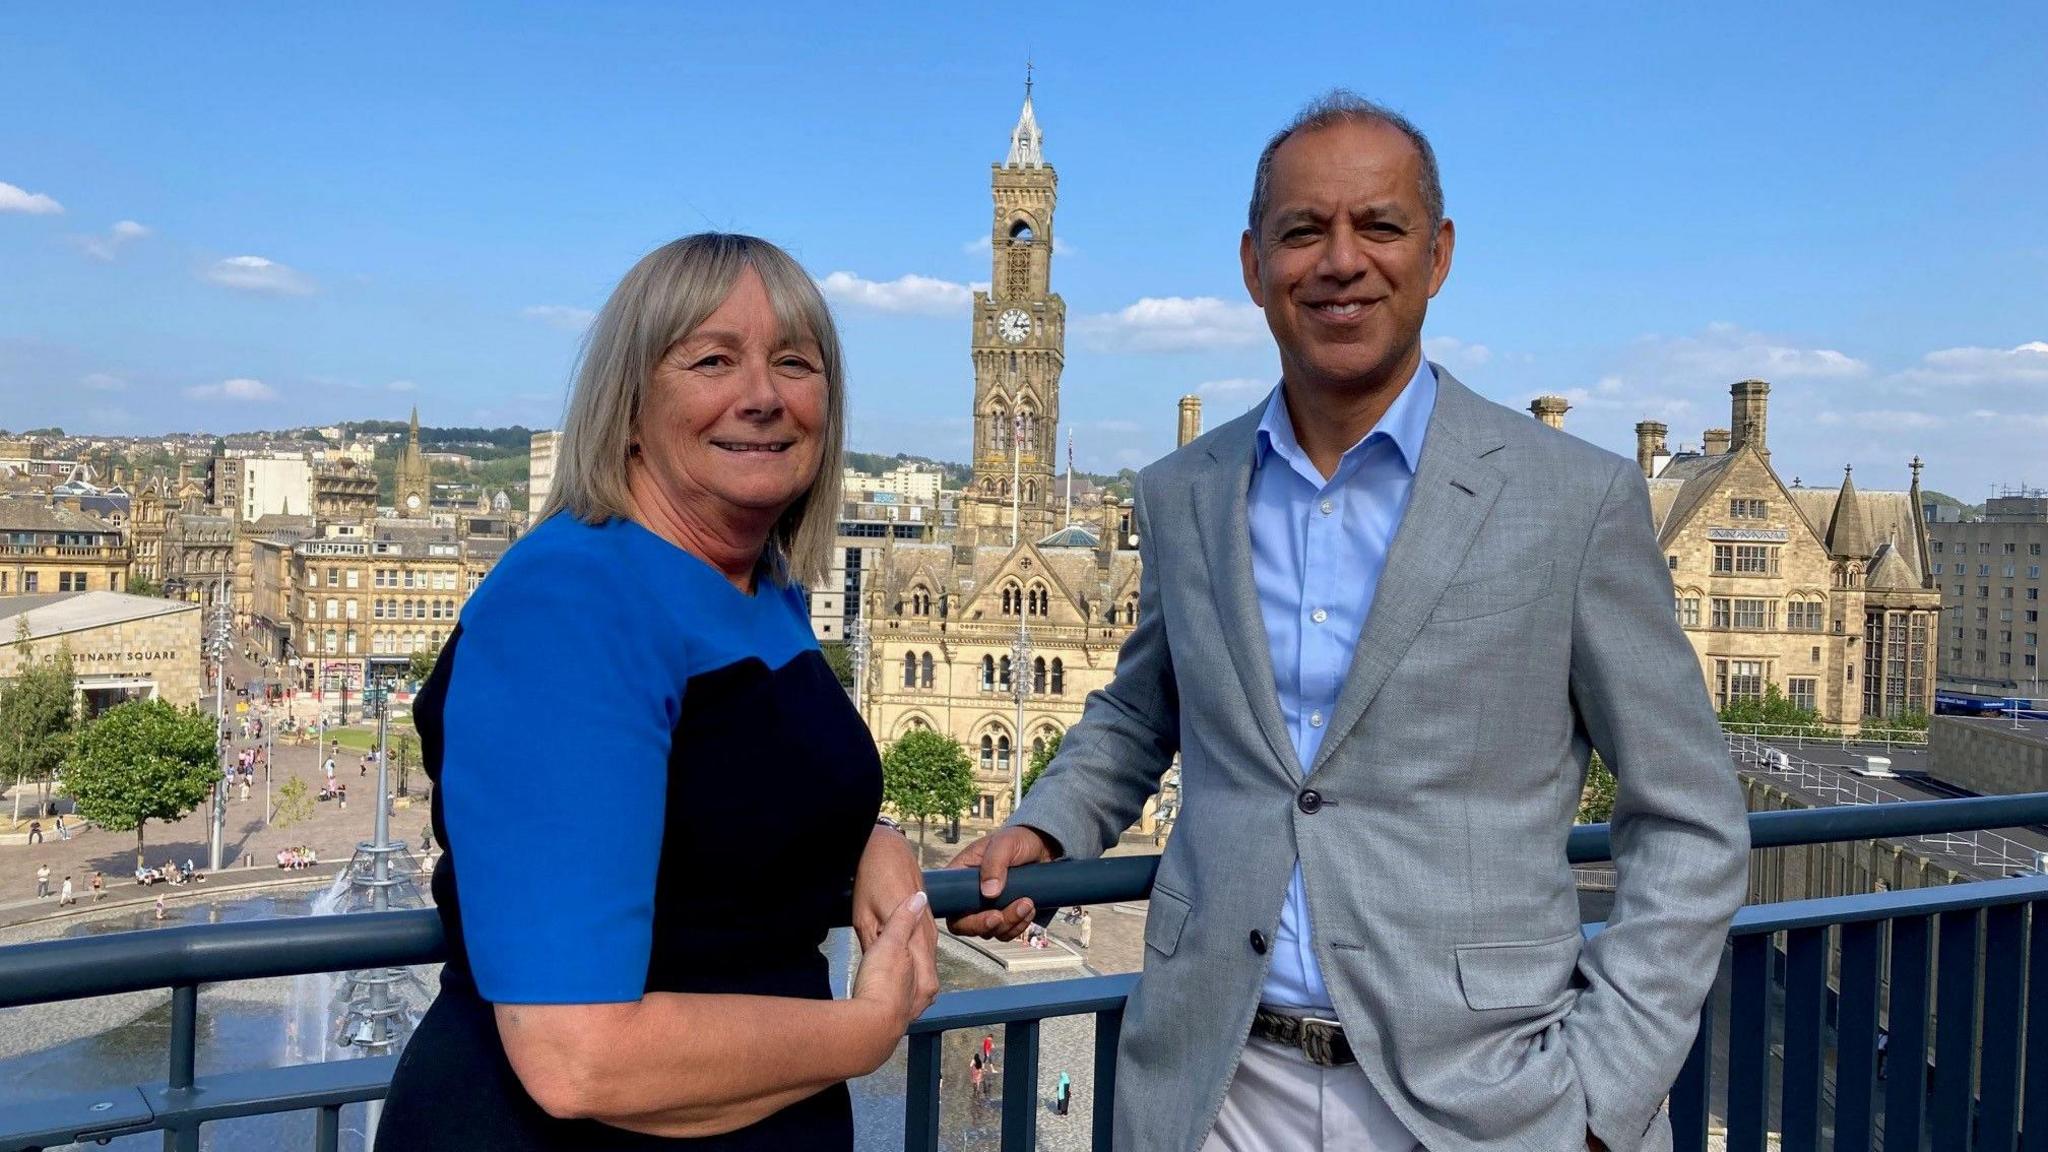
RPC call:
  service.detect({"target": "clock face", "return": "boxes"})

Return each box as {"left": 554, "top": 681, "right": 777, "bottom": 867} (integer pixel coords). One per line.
{"left": 997, "top": 309, "right": 1031, "bottom": 344}
{"left": 405, "top": 494, "right": 420, "bottom": 510}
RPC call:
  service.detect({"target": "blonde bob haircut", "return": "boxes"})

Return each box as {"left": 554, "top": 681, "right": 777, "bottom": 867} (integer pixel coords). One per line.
{"left": 538, "top": 233, "right": 845, "bottom": 588}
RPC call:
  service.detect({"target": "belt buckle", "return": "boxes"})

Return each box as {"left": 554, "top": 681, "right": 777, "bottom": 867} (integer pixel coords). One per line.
{"left": 1296, "top": 1015, "right": 1345, "bottom": 1067}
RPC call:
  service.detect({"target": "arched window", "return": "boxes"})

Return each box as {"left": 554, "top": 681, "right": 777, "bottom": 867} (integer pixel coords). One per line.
{"left": 903, "top": 652, "right": 917, "bottom": 688}
{"left": 911, "top": 587, "right": 931, "bottom": 615}
{"left": 980, "top": 655, "right": 995, "bottom": 691}
{"left": 1001, "top": 586, "right": 1014, "bottom": 615}
{"left": 999, "top": 656, "right": 1013, "bottom": 690}
{"left": 1124, "top": 596, "right": 1139, "bottom": 624}
{"left": 1051, "top": 658, "right": 1065, "bottom": 695}
{"left": 980, "top": 736, "right": 994, "bottom": 772}
{"left": 1032, "top": 737, "right": 1046, "bottom": 760}
{"left": 920, "top": 651, "right": 934, "bottom": 688}
{"left": 996, "top": 735, "right": 1011, "bottom": 775}
{"left": 1000, "top": 478, "right": 1011, "bottom": 499}
{"left": 1009, "top": 219, "right": 1035, "bottom": 244}
{"left": 1033, "top": 656, "right": 1047, "bottom": 694}
{"left": 1025, "top": 480, "right": 1036, "bottom": 504}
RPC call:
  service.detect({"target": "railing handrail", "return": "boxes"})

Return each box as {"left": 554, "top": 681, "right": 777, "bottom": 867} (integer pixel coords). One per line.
{"left": 6, "top": 794, "right": 2048, "bottom": 1012}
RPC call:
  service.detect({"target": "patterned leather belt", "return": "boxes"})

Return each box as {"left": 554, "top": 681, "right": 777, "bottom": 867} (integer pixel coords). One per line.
{"left": 1250, "top": 1007, "right": 1356, "bottom": 1067}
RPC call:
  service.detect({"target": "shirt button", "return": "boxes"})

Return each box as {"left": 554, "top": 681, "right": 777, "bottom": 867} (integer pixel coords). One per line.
{"left": 1249, "top": 929, "right": 1269, "bottom": 954}
{"left": 1310, "top": 608, "right": 1328, "bottom": 624}
{"left": 1309, "top": 711, "right": 1324, "bottom": 728}
{"left": 1319, "top": 499, "right": 1334, "bottom": 515}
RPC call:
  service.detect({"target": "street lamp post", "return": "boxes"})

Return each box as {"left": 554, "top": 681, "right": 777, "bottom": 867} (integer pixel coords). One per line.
{"left": 208, "top": 570, "right": 231, "bottom": 873}
{"left": 1011, "top": 613, "right": 1031, "bottom": 811}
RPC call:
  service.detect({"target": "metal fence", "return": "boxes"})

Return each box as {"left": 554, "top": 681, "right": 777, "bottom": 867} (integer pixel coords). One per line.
{"left": 5, "top": 797, "right": 2048, "bottom": 1152}
{"left": 1721, "top": 721, "right": 1931, "bottom": 751}
{"left": 1730, "top": 734, "right": 2046, "bottom": 874}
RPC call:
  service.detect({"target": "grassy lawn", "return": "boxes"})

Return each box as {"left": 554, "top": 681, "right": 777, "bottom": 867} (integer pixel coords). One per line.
{"left": 319, "top": 727, "right": 413, "bottom": 752}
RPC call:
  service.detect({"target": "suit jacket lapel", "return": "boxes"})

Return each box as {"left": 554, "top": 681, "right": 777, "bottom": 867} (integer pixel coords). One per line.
{"left": 1310, "top": 372, "right": 1507, "bottom": 775}
{"left": 1191, "top": 411, "right": 1300, "bottom": 781}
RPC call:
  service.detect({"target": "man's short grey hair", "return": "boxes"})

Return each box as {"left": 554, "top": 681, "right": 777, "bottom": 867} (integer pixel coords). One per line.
{"left": 538, "top": 233, "right": 846, "bottom": 587}
{"left": 1247, "top": 90, "right": 1445, "bottom": 243}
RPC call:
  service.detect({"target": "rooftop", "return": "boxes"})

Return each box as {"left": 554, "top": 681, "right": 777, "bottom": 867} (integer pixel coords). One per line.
{"left": 0, "top": 591, "right": 199, "bottom": 642}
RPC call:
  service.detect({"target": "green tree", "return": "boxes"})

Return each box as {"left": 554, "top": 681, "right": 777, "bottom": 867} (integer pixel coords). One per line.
{"left": 1022, "top": 730, "right": 1063, "bottom": 796}
{"left": 273, "top": 775, "right": 314, "bottom": 829}
{"left": 124, "top": 575, "right": 163, "bottom": 597}
{"left": 0, "top": 622, "right": 80, "bottom": 815}
{"left": 818, "top": 641, "right": 854, "bottom": 689}
{"left": 391, "top": 733, "right": 420, "bottom": 797}
{"left": 407, "top": 646, "right": 440, "bottom": 684}
{"left": 1577, "top": 752, "right": 1616, "bottom": 825}
{"left": 880, "top": 728, "right": 976, "bottom": 854}
{"left": 64, "top": 698, "right": 220, "bottom": 852}
{"left": 1718, "top": 683, "right": 1831, "bottom": 739}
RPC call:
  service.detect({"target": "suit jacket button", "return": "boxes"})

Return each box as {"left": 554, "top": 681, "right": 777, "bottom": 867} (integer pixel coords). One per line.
{"left": 1297, "top": 789, "right": 1323, "bottom": 814}
{"left": 1249, "top": 929, "right": 1268, "bottom": 954}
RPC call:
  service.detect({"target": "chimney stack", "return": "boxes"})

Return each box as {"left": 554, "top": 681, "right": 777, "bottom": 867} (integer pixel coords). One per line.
{"left": 1528, "top": 395, "right": 1570, "bottom": 431}
{"left": 1177, "top": 395, "right": 1203, "bottom": 449}
{"left": 1730, "top": 379, "right": 1770, "bottom": 459}
{"left": 1703, "top": 428, "right": 1732, "bottom": 456}
{"left": 1634, "top": 421, "right": 1669, "bottom": 478}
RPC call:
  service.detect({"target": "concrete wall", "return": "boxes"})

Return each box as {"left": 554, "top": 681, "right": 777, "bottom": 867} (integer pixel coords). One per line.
{"left": 1929, "top": 716, "right": 2048, "bottom": 796}
{"left": 1741, "top": 773, "right": 1971, "bottom": 906}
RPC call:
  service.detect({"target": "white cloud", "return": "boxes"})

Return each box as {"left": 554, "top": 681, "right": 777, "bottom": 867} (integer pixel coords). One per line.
{"left": 1192, "top": 377, "right": 1273, "bottom": 411}
{"left": 963, "top": 235, "right": 991, "bottom": 255}
{"left": 521, "top": 305, "right": 596, "bottom": 332}
{"left": 1078, "top": 296, "right": 1267, "bottom": 353}
{"left": 76, "top": 219, "right": 150, "bottom": 261}
{"left": 0, "top": 181, "right": 63, "bottom": 214}
{"left": 820, "top": 271, "right": 981, "bottom": 316}
{"left": 387, "top": 380, "right": 417, "bottom": 393}
{"left": 183, "top": 377, "right": 278, "bottom": 402}
{"left": 1424, "top": 336, "right": 1493, "bottom": 370}
{"left": 80, "top": 373, "right": 125, "bottom": 392}
{"left": 203, "top": 255, "right": 316, "bottom": 296}
{"left": 1898, "top": 341, "right": 2048, "bottom": 387}
{"left": 1814, "top": 408, "right": 1946, "bottom": 431}
{"left": 1634, "top": 323, "right": 1869, "bottom": 382}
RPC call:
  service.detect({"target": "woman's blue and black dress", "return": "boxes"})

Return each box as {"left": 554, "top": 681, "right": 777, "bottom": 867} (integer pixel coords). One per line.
{"left": 377, "top": 515, "right": 882, "bottom": 1151}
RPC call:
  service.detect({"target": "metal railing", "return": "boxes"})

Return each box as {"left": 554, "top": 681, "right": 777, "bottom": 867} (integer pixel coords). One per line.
{"left": 5, "top": 796, "right": 2048, "bottom": 1152}
{"left": 1721, "top": 721, "right": 1931, "bottom": 751}
{"left": 1730, "top": 734, "right": 2045, "bottom": 874}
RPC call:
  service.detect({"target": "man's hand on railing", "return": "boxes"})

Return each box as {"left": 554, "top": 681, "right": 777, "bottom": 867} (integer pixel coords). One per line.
{"left": 945, "top": 825, "right": 1059, "bottom": 940}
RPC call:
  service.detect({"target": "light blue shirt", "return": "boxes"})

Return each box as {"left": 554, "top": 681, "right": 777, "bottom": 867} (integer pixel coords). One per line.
{"left": 1249, "top": 358, "right": 1436, "bottom": 1010}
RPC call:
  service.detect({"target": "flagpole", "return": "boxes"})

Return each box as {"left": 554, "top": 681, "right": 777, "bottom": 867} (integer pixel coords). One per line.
{"left": 1064, "top": 430, "right": 1074, "bottom": 528}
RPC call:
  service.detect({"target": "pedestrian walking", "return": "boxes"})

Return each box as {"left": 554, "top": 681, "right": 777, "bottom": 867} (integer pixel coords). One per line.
{"left": 153, "top": 895, "right": 166, "bottom": 921}
{"left": 90, "top": 872, "right": 104, "bottom": 902}
{"left": 240, "top": 778, "right": 250, "bottom": 803}
{"left": 59, "top": 876, "right": 74, "bottom": 906}
{"left": 324, "top": 757, "right": 336, "bottom": 783}
{"left": 35, "top": 863, "right": 51, "bottom": 899}
{"left": 338, "top": 783, "right": 348, "bottom": 811}
{"left": 27, "top": 820, "right": 42, "bottom": 845}
{"left": 970, "top": 1053, "right": 985, "bottom": 1100}
{"left": 1079, "top": 908, "right": 1092, "bottom": 950}
{"left": 55, "top": 814, "right": 68, "bottom": 840}
{"left": 982, "top": 1033, "right": 995, "bottom": 1069}
{"left": 420, "top": 823, "right": 434, "bottom": 854}
{"left": 1056, "top": 1071, "right": 1071, "bottom": 1117}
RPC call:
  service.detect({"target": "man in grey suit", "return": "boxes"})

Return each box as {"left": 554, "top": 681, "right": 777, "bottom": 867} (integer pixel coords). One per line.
{"left": 949, "top": 92, "right": 1749, "bottom": 1152}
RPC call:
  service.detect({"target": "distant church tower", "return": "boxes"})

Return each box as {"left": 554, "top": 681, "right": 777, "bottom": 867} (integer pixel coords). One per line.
{"left": 960, "top": 73, "right": 1064, "bottom": 548}
{"left": 395, "top": 406, "right": 431, "bottom": 517}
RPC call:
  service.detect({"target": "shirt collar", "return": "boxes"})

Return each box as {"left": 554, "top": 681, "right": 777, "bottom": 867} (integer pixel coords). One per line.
{"left": 1256, "top": 356, "right": 1437, "bottom": 481}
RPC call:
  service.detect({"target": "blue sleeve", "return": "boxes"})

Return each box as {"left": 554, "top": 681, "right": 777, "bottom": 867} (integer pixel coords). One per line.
{"left": 438, "top": 537, "right": 682, "bottom": 1004}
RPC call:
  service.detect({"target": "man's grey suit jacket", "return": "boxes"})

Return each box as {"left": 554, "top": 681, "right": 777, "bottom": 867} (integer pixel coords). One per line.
{"left": 1011, "top": 369, "right": 1750, "bottom": 1152}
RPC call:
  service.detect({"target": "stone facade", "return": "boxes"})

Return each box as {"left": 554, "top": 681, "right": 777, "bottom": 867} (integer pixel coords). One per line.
{"left": 394, "top": 407, "right": 432, "bottom": 518}
{"left": 0, "top": 594, "right": 205, "bottom": 710}
{"left": 1621, "top": 381, "right": 1940, "bottom": 729}
{"left": 1927, "top": 716, "right": 2048, "bottom": 797}
{"left": 1928, "top": 494, "right": 2046, "bottom": 695}
{"left": 0, "top": 499, "right": 131, "bottom": 597}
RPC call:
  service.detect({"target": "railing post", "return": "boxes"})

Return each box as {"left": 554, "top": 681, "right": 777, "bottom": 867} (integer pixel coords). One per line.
{"left": 1000, "top": 1019, "right": 1040, "bottom": 1150}
{"left": 164, "top": 983, "right": 199, "bottom": 1152}
{"left": 1886, "top": 915, "right": 1933, "bottom": 1149}
{"left": 1834, "top": 920, "right": 1884, "bottom": 1151}
{"left": 1091, "top": 1006, "right": 1123, "bottom": 1152}
{"left": 1780, "top": 927, "right": 1829, "bottom": 1148}
{"left": 1933, "top": 909, "right": 1982, "bottom": 1139}
{"left": 1727, "top": 935, "right": 1770, "bottom": 1152}
{"left": 1979, "top": 904, "right": 2027, "bottom": 1152}
{"left": 315, "top": 1104, "right": 341, "bottom": 1152}
{"left": 2023, "top": 903, "right": 2048, "bottom": 1152}
{"left": 902, "top": 1031, "right": 942, "bottom": 1152}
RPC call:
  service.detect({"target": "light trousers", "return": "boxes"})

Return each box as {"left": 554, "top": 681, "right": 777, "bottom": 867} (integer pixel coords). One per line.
{"left": 1201, "top": 1036, "right": 1422, "bottom": 1152}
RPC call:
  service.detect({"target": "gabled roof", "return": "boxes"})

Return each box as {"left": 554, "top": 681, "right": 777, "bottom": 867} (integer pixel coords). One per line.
{"left": 1867, "top": 541, "right": 1920, "bottom": 591}
{"left": 1651, "top": 452, "right": 1737, "bottom": 541}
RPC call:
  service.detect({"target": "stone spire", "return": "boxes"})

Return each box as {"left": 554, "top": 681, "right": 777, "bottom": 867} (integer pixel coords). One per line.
{"left": 1826, "top": 465, "right": 1872, "bottom": 560}
{"left": 1908, "top": 455, "right": 1932, "bottom": 587}
{"left": 1005, "top": 66, "right": 1045, "bottom": 169}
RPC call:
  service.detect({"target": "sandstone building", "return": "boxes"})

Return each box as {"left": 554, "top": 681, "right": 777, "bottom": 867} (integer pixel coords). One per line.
{"left": 1567, "top": 382, "right": 1940, "bottom": 729}
{"left": 1929, "top": 492, "right": 2045, "bottom": 696}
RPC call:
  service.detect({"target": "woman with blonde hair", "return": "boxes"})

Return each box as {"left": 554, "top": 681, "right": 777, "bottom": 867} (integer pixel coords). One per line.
{"left": 378, "top": 234, "right": 938, "bottom": 1150}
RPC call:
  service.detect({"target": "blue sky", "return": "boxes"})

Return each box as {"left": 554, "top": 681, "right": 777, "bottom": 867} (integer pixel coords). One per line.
{"left": 3, "top": 3, "right": 2043, "bottom": 499}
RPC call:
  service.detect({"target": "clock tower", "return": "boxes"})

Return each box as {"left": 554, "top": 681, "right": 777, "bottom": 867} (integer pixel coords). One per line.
{"left": 963, "top": 75, "right": 1064, "bottom": 547}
